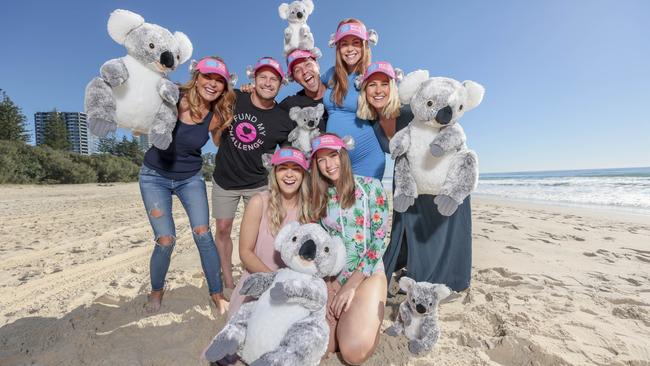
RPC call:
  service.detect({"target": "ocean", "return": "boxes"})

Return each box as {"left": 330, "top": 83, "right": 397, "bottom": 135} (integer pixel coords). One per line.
{"left": 382, "top": 167, "right": 650, "bottom": 215}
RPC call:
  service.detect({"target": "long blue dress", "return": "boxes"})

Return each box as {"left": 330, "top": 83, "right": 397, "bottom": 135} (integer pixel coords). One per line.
{"left": 322, "top": 67, "right": 385, "bottom": 180}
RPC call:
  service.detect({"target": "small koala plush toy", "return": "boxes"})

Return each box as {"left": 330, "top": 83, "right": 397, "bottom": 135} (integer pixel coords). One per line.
{"left": 278, "top": 0, "right": 321, "bottom": 57}
{"left": 386, "top": 277, "right": 452, "bottom": 355}
{"left": 84, "top": 9, "right": 192, "bottom": 149}
{"left": 288, "top": 104, "right": 324, "bottom": 153}
{"left": 391, "top": 70, "right": 485, "bottom": 216}
{"left": 204, "top": 222, "right": 346, "bottom": 366}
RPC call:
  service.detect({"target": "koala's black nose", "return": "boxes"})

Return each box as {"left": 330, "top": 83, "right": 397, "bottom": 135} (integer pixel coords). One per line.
{"left": 160, "top": 51, "right": 175, "bottom": 68}
{"left": 416, "top": 304, "right": 427, "bottom": 314}
{"left": 435, "top": 106, "right": 453, "bottom": 125}
{"left": 299, "top": 239, "right": 316, "bottom": 261}
{"left": 308, "top": 120, "right": 315, "bottom": 128}
{"left": 297, "top": 12, "right": 303, "bottom": 19}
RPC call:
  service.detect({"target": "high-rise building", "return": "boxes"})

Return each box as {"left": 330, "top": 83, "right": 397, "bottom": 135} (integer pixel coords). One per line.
{"left": 34, "top": 111, "right": 99, "bottom": 155}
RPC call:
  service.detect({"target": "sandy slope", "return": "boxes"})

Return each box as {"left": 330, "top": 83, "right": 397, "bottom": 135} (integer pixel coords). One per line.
{"left": 1, "top": 184, "right": 649, "bottom": 365}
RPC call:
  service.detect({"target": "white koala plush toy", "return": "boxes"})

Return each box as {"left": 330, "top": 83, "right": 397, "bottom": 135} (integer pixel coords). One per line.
{"left": 278, "top": 0, "right": 321, "bottom": 58}
{"left": 84, "top": 9, "right": 192, "bottom": 149}
{"left": 390, "top": 70, "right": 485, "bottom": 216}
{"left": 385, "top": 277, "right": 451, "bottom": 355}
{"left": 288, "top": 104, "right": 324, "bottom": 154}
{"left": 205, "top": 222, "right": 347, "bottom": 366}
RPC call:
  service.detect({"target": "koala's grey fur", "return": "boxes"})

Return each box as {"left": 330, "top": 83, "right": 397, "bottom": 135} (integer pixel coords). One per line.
{"left": 385, "top": 277, "right": 451, "bottom": 355}
{"left": 288, "top": 104, "right": 324, "bottom": 153}
{"left": 278, "top": 0, "right": 321, "bottom": 57}
{"left": 391, "top": 71, "right": 484, "bottom": 216}
{"left": 84, "top": 9, "right": 192, "bottom": 150}
{"left": 204, "top": 222, "right": 346, "bottom": 366}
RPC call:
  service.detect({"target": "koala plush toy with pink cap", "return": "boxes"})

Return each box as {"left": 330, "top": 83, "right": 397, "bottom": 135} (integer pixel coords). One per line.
{"left": 84, "top": 9, "right": 193, "bottom": 149}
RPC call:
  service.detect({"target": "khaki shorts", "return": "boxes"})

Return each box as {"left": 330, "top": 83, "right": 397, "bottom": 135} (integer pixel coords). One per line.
{"left": 211, "top": 179, "right": 268, "bottom": 219}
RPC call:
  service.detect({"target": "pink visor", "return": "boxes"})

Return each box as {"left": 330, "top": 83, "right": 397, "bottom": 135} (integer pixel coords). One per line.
{"left": 195, "top": 58, "right": 231, "bottom": 83}
{"left": 310, "top": 134, "right": 346, "bottom": 157}
{"left": 334, "top": 22, "right": 368, "bottom": 43}
{"left": 361, "top": 61, "right": 396, "bottom": 84}
{"left": 271, "top": 148, "right": 309, "bottom": 170}
{"left": 286, "top": 49, "right": 317, "bottom": 76}
{"left": 253, "top": 57, "right": 285, "bottom": 80}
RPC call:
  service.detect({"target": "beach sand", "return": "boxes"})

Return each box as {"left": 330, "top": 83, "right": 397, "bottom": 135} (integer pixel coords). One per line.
{"left": 1, "top": 183, "right": 649, "bottom": 365}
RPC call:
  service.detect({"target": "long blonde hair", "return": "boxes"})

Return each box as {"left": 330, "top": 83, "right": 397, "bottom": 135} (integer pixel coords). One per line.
{"left": 310, "top": 141, "right": 355, "bottom": 221}
{"left": 179, "top": 56, "right": 236, "bottom": 132}
{"left": 357, "top": 77, "right": 401, "bottom": 121}
{"left": 267, "top": 164, "right": 311, "bottom": 236}
{"left": 330, "top": 18, "right": 372, "bottom": 107}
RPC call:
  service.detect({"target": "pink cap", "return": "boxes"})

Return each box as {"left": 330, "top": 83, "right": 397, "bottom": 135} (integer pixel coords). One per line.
{"left": 253, "top": 57, "right": 285, "bottom": 80}
{"left": 271, "top": 147, "right": 309, "bottom": 170}
{"left": 286, "top": 49, "right": 317, "bottom": 77}
{"left": 361, "top": 61, "right": 396, "bottom": 84}
{"left": 195, "top": 57, "right": 231, "bottom": 83}
{"left": 310, "top": 134, "right": 347, "bottom": 157}
{"left": 334, "top": 22, "right": 368, "bottom": 43}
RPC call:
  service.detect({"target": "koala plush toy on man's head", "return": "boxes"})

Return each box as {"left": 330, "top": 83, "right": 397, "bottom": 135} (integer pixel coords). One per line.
{"left": 278, "top": 0, "right": 321, "bottom": 58}
{"left": 288, "top": 104, "right": 324, "bottom": 154}
{"left": 84, "top": 9, "right": 192, "bottom": 149}
{"left": 390, "top": 70, "right": 485, "bottom": 216}
{"left": 385, "top": 277, "right": 451, "bottom": 355}
{"left": 205, "top": 222, "right": 346, "bottom": 366}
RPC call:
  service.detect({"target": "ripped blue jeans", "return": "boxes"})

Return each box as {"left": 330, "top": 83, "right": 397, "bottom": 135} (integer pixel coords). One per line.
{"left": 139, "top": 165, "right": 222, "bottom": 294}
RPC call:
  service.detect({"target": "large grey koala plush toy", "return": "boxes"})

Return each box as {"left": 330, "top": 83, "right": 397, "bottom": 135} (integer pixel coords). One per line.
{"left": 84, "top": 9, "right": 192, "bottom": 150}
{"left": 288, "top": 104, "right": 324, "bottom": 154}
{"left": 391, "top": 70, "right": 485, "bottom": 216}
{"left": 278, "top": 0, "right": 321, "bottom": 58}
{"left": 385, "top": 277, "right": 451, "bottom": 355}
{"left": 204, "top": 222, "right": 346, "bottom": 366}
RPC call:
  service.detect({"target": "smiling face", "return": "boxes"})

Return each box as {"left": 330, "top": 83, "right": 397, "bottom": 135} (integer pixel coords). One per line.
{"left": 315, "top": 149, "right": 341, "bottom": 183}
{"left": 337, "top": 35, "right": 363, "bottom": 69}
{"left": 365, "top": 73, "right": 391, "bottom": 112}
{"left": 196, "top": 73, "right": 226, "bottom": 103}
{"left": 292, "top": 57, "right": 321, "bottom": 94}
{"left": 275, "top": 162, "right": 305, "bottom": 196}
{"left": 254, "top": 67, "right": 282, "bottom": 101}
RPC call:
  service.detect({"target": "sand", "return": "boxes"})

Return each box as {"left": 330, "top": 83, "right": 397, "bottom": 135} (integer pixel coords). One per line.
{"left": 1, "top": 183, "right": 649, "bottom": 365}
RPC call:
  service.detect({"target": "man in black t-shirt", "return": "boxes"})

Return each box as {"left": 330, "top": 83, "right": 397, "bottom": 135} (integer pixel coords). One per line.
{"left": 278, "top": 49, "right": 328, "bottom": 131}
{"left": 211, "top": 56, "right": 292, "bottom": 289}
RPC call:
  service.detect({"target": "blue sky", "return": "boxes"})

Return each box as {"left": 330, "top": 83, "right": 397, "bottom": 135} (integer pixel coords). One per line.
{"left": 1, "top": 0, "right": 648, "bottom": 173}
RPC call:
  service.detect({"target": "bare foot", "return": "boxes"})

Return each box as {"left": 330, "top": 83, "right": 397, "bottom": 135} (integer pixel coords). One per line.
{"left": 211, "top": 293, "right": 229, "bottom": 315}
{"left": 145, "top": 290, "right": 164, "bottom": 313}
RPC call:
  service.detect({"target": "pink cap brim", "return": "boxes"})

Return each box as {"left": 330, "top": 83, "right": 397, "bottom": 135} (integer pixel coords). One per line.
{"left": 334, "top": 23, "right": 368, "bottom": 43}
{"left": 310, "top": 135, "right": 347, "bottom": 158}
{"left": 271, "top": 148, "right": 309, "bottom": 170}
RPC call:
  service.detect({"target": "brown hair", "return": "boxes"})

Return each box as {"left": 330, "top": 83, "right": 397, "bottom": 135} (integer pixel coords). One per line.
{"left": 329, "top": 18, "right": 372, "bottom": 107}
{"left": 179, "top": 56, "right": 236, "bottom": 132}
{"left": 267, "top": 164, "right": 311, "bottom": 236}
{"left": 310, "top": 134, "right": 356, "bottom": 221}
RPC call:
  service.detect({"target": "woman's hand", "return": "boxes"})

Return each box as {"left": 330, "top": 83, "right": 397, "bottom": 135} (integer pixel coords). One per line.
{"left": 330, "top": 284, "right": 357, "bottom": 318}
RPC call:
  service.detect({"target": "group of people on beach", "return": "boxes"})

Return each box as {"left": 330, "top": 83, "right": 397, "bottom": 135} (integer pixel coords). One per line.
{"left": 137, "top": 17, "right": 473, "bottom": 364}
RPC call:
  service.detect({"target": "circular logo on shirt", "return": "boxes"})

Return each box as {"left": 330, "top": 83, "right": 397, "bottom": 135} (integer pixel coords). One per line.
{"left": 235, "top": 122, "right": 257, "bottom": 143}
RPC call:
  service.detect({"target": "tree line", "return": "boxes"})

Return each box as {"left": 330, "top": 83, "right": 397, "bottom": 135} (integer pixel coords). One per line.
{"left": 0, "top": 89, "right": 214, "bottom": 184}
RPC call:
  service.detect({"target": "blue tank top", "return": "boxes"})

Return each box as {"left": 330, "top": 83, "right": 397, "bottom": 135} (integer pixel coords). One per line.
{"left": 322, "top": 67, "right": 385, "bottom": 180}
{"left": 143, "top": 111, "right": 212, "bottom": 180}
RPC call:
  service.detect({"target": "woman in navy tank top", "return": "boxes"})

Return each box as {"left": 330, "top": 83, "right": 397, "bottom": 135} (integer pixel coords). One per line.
{"left": 140, "top": 56, "right": 236, "bottom": 314}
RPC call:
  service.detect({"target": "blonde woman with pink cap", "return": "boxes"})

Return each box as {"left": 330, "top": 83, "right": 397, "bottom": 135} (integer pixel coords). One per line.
{"left": 227, "top": 147, "right": 312, "bottom": 318}
{"left": 140, "top": 56, "right": 236, "bottom": 314}
{"left": 310, "top": 133, "right": 389, "bottom": 364}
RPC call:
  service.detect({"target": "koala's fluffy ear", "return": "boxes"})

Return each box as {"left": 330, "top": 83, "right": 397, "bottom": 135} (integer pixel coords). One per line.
{"left": 303, "top": 0, "right": 315, "bottom": 15}
{"left": 398, "top": 69, "right": 429, "bottom": 105}
{"left": 246, "top": 65, "right": 255, "bottom": 80}
{"left": 229, "top": 73, "right": 238, "bottom": 88}
{"left": 367, "top": 29, "right": 379, "bottom": 46}
{"left": 433, "top": 284, "right": 452, "bottom": 302}
{"left": 188, "top": 59, "right": 198, "bottom": 75}
{"left": 328, "top": 33, "right": 337, "bottom": 48}
{"left": 342, "top": 135, "right": 355, "bottom": 150}
{"left": 462, "top": 80, "right": 485, "bottom": 111}
{"left": 399, "top": 276, "right": 416, "bottom": 293}
{"left": 311, "top": 47, "right": 322, "bottom": 59}
{"left": 329, "top": 236, "right": 347, "bottom": 276}
{"left": 107, "top": 9, "right": 144, "bottom": 45}
{"left": 353, "top": 75, "right": 362, "bottom": 90}
{"left": 261, "top": 153, "right": 273, "bottom": 172}
{"left": 275, "top": 221, "right": 301, "bottom": 251}
{"left": 315, "top": 103, "right": 324, "bottom": 116}
{"left": 394, "top": 68, "right": 404, "bottom": 84}
{"left": 278, "top": 3, "right": 290, "bottom": 20}
{"left": 174, "top": 32, "right": 193, "bottom": 64}
{"left": 289, "top": 106, "right": 301, "bottom": 121}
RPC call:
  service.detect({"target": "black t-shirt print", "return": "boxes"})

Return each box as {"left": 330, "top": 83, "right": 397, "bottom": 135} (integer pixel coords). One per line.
{"left": 213, "top": 89, "right": 294, "bottom": 190}
{"left": 279, "top": 89, "right": 328, "bottom": 132}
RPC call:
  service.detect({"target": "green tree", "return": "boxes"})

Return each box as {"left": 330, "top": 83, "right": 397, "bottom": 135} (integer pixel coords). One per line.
{"left": 0, "top": 89, "right": 29, "bottom": 143}
{"left": 114, "top": 136, "right": 144, "bottom": 165}
{"left": 98, "top": 135, "right": 118, "bottom": 154}
{"left": 43, "top": 109, "right": 70, "bottom": 151}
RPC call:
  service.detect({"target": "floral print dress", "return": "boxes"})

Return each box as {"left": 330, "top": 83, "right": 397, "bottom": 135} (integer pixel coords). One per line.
{"left": 320, "top": 175, "right": 389, "bottom": 285}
